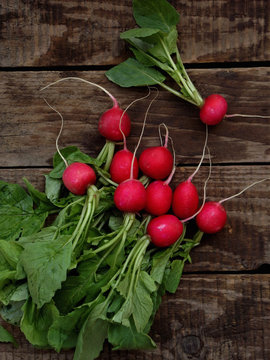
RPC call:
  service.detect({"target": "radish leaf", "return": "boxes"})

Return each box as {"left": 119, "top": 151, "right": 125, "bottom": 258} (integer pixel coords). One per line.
{"left": 106, "top": 58, "right": 166, "bottom": 87}
{"left": 133, "top": 0, "right": 179, "bottom": 32}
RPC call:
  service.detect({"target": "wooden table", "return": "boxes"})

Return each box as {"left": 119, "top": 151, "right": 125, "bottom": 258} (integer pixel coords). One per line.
{"left": 0, "top": 1, "right": 269, "bottom": 359}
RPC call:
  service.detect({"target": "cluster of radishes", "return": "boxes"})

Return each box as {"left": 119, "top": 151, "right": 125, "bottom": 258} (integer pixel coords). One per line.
{"left": 60, "top": 93, "right": 228, "bottom": 249}
{"left": 42, "top": 78, "right": 268, "bottom": 249}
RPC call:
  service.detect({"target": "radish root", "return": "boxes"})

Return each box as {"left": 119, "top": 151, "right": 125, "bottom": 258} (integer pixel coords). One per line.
{"left": 43, "top": 98, "right": 68, "bottom": 168}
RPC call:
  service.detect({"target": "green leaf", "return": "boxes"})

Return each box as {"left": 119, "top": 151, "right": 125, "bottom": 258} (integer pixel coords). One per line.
{"left": 0, "top": 240, "right": 23, "bottom": 269}
{"left": 150, "top": 248, "right": 171, "bottom": 284}
{"left": 0, "top": 300, "right": 26, "bottom": 326}
{"left": 165, "top": 259, "right": 184, "bottom": 293}
{"left": 20, "top": 298, "right": 59, "bottom": 347}
{"left": 0, "top": 181, "right": 47, "bottom": 241}
{"left": 48, "top": 307, "right": 87, "bottom": 352}
{"left": 133, "top": 0, "right": 180, "bottom": 32}
{"left": 108, "top": 321, "right": 156, "bottom": 350}
{"left": 73, "top": 302, "right": 109, "bottom": 360}
{"left": 121, "top": 27, "right": 160, "bottom": 39}
{"left": 23, "top": 178, "right": 56, "bottom": 212}
{"left": 45, "top": 175, "right": 62, "bottom": 202}
{"left": 106, "top": 58, "right": 166, "bottom": 87}
{"left": 132, "top": 275, "right": 153, "bottom": 332}
{"left": 0, "top": 283, "right": 28, "bottom": 325}
{"left": 20, "top": 236, "right": 72, "bottom": 308}
{"left": 0, "top": 324, "right": 17, "bottom": 347}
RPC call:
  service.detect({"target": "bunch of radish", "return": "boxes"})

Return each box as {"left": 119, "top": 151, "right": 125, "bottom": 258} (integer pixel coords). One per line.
{"left": 42, "top": 76, "right": 269, "bottom": 250}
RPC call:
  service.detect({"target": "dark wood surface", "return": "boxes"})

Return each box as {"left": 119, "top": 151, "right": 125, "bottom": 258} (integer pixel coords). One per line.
{"left": 0, "top": 1, "right": 269, "bottom": 359}
{"left": 0, "top": 0, "right": 269, "bottom": 66}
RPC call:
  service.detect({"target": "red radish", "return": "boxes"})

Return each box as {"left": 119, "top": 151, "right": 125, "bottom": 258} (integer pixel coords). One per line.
{"left": 145, "top": 180, "right": 173, "bottom": 216}
{"left": 147, "top": 214, "right": 183, "bottom": 247}
{"left": 139, "top": 124, "right": 173, "bottom": 180}
{"left": 200, "top": 93, "right": 270, "bottom": 125}
{"left": 62, "top": 162, "right": 96, "bottom": 195}
{"left": 196, "top": 201, "right": 226, "bottom": 234}
{"left": 110, "top": 149, "right": 139, "bottom": 183}
{"left": 98, "top": 105, "right": 131, "bottom": 141}
{"left": 114, "top": 179, "right": 146, "bottom": 212}
{"left": 172, "top": 180, "right": 199, "bottom": 219}
{"left": 139, "top": 146, "right": 173, "bottom": 180}
{"left": 200, "top": 94, "right": 227, "bottom": 125}
{"left": 172, "top": 125, "right": 208, "bottom": 219}
{"left": 196, "top": 177, "right": 270, "bottom": 234}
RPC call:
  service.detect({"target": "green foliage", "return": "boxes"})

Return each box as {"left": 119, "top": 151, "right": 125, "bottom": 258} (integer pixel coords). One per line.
{"left": 107, "top": 0, "right": 203, "bottom": 106}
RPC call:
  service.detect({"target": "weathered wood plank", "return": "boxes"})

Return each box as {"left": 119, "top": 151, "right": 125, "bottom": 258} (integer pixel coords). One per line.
{"left": 1, "top": 274, "right": 269, "bottom": 360}
{"left": 0, "top": 69, "right": 269, "bottom": 167}
{"left": 0, "top": 0, "right": 269, "bottom": 67}
{"left": 0, "top": 165, "right": 269, "bottom": 272}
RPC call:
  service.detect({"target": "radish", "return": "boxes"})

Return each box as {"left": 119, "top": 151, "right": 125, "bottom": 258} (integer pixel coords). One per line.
{"left": 139, "top": 123, "right": 173, "bottom": 180}
{"left": 172, "top": 125, "right": 208, "bottom": 219}
{"left": 200, "top": 93, "right": 270, "bottom": 126}
{"left": 145, "top": 180, "right": 173, "bottom": 216}
{"left": 62, "top": 162, "right": 96, "bottom": 195}
{"left": 110, "top": 149, "right": 139, "bottom": 184}
{"left": 114, "top": 90, "right": 158, "bottom": 213}
{"left": 98, "top": 105, "right": 131, "bottom": 141}
{"left": 196, "top": 202, "right": 226, "bottom": 234}
{"left": 114, "top": 179, "right": 146, "bottom": 212}
{"left": 147, "top": 214, "right": 183, "bottom": 247}
{"left": 196, "top": 177, "right": 270, "bottom": 234}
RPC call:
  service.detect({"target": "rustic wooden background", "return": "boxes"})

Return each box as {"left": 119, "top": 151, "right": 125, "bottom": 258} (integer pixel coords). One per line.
{"left": 0, "top": 0, "right": 270, "bottom": 359}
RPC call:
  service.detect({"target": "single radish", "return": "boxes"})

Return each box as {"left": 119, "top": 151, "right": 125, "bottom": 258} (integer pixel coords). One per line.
{"left": 98, "top": 105, "right": 131, "bottom": 141}
{"left": 145, "top": 180, "right": 173, "bottom": 216}
{"left": 147, "top": 214, "right": 183, "bottom": 247}
{"left": 114, "top": 90, "right": 158, "bottom": 213}
{"left": 196, "top": 177, "right": 270, "bottom": 234}
{"left": 200, "top": 94, "right": 270, "bottom": 126}
{"left": 172, "top": 125, "right": 208, "bottom": 219}
{"left": 139, "top": 146, "right": 173, "bottom": 180}
{"left": 196, "top": 201, "right": 226, "bottom": 234}
{"left": 200, "top": 94, "right": 227, "bottom": 126}
{"left": 110, "top": 149, "right": 139, "bottom": 183}
{"left": 139, "top": 124, "right": 173, "bottom": 180}
{"left": 172, "top": 181, "right": 199, "bottom": 219}
{"left": 62, "top": 162, "right": 96, "bottom": 195}
{"left": 114, "top": 179, "right": 146, "bottom": 212}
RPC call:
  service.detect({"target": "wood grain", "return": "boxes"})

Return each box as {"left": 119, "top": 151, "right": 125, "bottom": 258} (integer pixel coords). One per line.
{"left": 0, "top": 0, "right": 269, "bottom": 67}
{"left": 0, "top": 69, "right": 269, "bottom": 167}
{"left": 1, "top": 274, "right": 269, "bottom": 360}
{"left": 0, "top": 165, "right": 269, "bottom": 272}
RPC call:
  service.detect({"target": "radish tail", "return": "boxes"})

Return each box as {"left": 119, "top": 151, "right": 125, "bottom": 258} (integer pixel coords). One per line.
{"left": 188, "top": 124, "right": 208, "bottom": 182}
{"left": 225, "top": 114, "right": 270, "bottom": 119}
{"left": 182, "top": 146, "right": 212, "bottom": 223}
{"left": 219, "top": 177, "right": 270, "bottom": 204}
{"left": 119, "top": 88, "right": 152, "bottom": 151}
{"left": 40, "top": 77, "right": 118, "bottom": 108}
{"left": 130, "top": 88, "right": 159, "bottom": 179}
{"left": 43, "top": 98, "right": 68, "bottom": 168}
